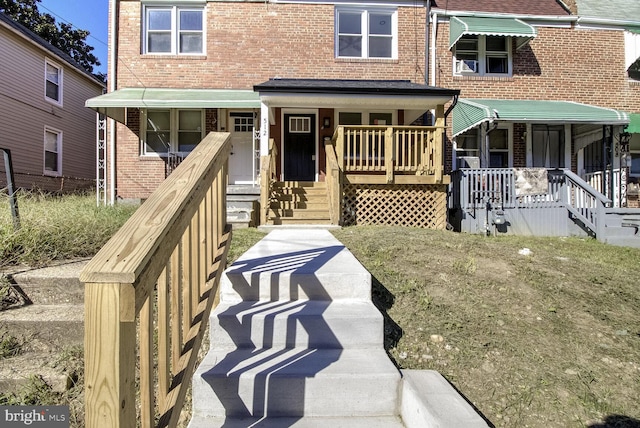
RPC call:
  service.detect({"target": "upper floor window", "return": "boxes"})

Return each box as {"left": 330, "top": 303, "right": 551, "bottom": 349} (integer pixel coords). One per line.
{"left": 44, "top": 127, "right": 62, "bottom": 176}
{"left": 142, "top": 109, "right": 204, "bottom": 155}
{"left": 144, "top": 5, "right": 204, "bottom": 55}
{"left": 45, "top": 59, "right": 62, "bottom": 105}
{"left": 336, "top": 7, "right": 397, "bottom": 59}
{"left": 453, "top": 35, "right": 511, "bottom": 76}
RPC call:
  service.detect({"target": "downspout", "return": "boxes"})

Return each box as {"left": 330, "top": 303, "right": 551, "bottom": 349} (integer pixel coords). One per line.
{"left": 425, "top": 0, "right": 430, "bottom": 85}
{"left": 430, "top": 11, "right": 438, "bottom": 88}
{"left": 108, "top": 0, "right": 118, "bottom": 205}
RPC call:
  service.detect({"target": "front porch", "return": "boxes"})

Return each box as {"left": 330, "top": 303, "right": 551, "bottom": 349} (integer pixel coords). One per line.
{"left": 261, "top": 122, "right": 450, "bottom": 229}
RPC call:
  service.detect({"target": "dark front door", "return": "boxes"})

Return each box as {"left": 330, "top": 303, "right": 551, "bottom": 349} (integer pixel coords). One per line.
{"left": 284, "top": 114, "right": 316, "bottom": 181}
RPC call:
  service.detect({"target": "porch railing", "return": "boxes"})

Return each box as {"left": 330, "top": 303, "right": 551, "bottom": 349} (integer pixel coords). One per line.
{"left": 80, "top": 132, "right": 233, "bottom": 428}
{"left": 451, "top": 168, "right": 612, "bottom": 237}
{"left": 585, "top": 168, "right": 626, "bottom": 207}
{"left": 333, "top": 124, "right": 445, "bottom": 184}
{"left": 260, "top": 138, "right": 277, "bottom": 225}
{"left": 324, "top": 139, "right": 341, "bottom": 224}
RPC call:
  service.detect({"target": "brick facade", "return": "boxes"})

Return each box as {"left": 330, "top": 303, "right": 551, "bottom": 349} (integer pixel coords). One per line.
{"left": 113, "top": 1, "right": 429, "bottom": 198}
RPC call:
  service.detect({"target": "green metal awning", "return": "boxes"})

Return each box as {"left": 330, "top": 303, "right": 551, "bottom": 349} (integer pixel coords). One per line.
{"left": 449, "top": 16, "right": 537, "bottom": 50}
{"left": 452, "top": 99, "right": 630, "bottom": 136}
{"left": 626, "top": 113, "right": 640, "bottom": 133}
{"left": 85, "top": 88, "right": 261, "bottom": 123}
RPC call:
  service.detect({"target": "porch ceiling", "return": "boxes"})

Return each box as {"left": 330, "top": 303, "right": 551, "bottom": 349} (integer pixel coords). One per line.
{"left": 452, "top": 98, "right": 630, "bottom": 137}
{"left": 85, "top": 88, "right": 260, "bottom": 123}
{"left": 254, "top": 79, "right": 460, "bottom": 115}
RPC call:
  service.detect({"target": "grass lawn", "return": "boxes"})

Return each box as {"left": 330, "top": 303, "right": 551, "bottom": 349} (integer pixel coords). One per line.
{"left": 1, "top": 193, "right": 639, "bottom": 427}
{"left": 332, "top": 226, "right": 640, "bottom": 428}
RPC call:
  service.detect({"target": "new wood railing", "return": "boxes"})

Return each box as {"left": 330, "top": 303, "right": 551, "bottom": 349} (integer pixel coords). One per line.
{"left": 333, "top": 123, "right": 446, "bottom": 185}
{"left": 260, "top": 138, "right": 277, "bottom": 225}
{"left": 80, "top": 132, "right": 233, "bottom": 428}
{"left": 324, "top": 138, "right": 341, "bottom": 224}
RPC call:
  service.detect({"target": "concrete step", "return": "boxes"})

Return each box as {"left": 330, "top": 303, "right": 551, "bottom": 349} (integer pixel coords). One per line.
{"left": 192, "top": 347, "right": 400, "bottom": 419}
{"left": 400, "top": 370, "right": 489, "bottom": 428}
{"left": 2, "top": 259, "right": 87, "bottom": 304}
{"left": 210, "top": 300, "right": 383, "bottom": 351}
{"left": 0, "top": 304, "right": 84, "bottom": 346}
{"left": 0, "top": 352, "right": 73, "bottom": 393}
{"left": 188, "top": 415, "right": 405, "bottom": 427}
{"left": 220, "top": 230, "right": 371, "bottom": 303}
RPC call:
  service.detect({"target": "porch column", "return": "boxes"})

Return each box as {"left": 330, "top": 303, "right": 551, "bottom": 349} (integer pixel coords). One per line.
{"left": 260, "top": 102, "right": 270, "bottom": 156}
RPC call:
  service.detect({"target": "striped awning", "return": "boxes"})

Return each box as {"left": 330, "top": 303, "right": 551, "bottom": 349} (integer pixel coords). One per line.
{"left": 452, "top": 99, "right": 630, "bottom": 137}
{"left": 626, "top": 113, "right": 640, "bottom": 134}
{"left": 449, "top": 16, "right": 537, "bottom": 50}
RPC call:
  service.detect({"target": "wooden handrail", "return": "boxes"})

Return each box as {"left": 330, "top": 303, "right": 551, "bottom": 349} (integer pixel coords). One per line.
{"left": 324, "top": 140, "right": 341, "bottom": 225}
{"left": 80, "top": 132, "right": 233, "bottom": 428}
{"left": 260, "top": 138, "right": 277, "bottom": 225}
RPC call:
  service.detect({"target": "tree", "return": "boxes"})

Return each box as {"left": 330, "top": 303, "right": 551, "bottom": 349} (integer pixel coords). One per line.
{"left": 0, "top": 0, "right": 102, "bottom": 78}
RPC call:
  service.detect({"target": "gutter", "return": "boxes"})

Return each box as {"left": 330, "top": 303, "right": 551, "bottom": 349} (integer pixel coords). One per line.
{"left": 108, "top": 0, "right": 118, "bottom": 205}
{"left": 444, "top": 94, "right": 459, "bottom": 126}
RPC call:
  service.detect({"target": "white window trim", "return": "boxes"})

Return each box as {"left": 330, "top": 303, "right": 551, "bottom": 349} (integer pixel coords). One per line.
{"left": 629, "top": 134, "right": 640, "bottom": 177}
{"left": 143, "top": 5, "right": 206, "bottom": 55}
{"left": 141, "top": 109, "right": 206, "bottom": 156}
{"left": 44, "top": 126, "right": 63, "bottom": 176}
{"left": 44, "top": 58, "right": 63, "bottom": 106}
{"left": 335, "top": 7, "right": 398, "bottom": 60}
{"left": 452, "top": 35, "right": 513, "bottom": 77}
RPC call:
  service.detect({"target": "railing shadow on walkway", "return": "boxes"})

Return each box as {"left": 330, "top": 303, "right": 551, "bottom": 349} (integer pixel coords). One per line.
{"left": 204, "top": 245, "right": 346, "bottom": 427}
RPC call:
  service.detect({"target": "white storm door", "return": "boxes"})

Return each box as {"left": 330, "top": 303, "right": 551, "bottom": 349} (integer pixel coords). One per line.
{"left": 228, "top": 112, "right": 255, "bottom": 185}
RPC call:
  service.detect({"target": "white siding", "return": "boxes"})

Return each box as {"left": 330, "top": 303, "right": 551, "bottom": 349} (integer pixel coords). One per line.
{"left": 0, "top": 22, "right": 104, "bottom": 185}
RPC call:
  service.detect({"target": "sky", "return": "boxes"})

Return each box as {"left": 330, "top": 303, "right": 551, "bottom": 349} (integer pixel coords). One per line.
{"left": 37, "top": 0, "right": 109, "bottom": 75}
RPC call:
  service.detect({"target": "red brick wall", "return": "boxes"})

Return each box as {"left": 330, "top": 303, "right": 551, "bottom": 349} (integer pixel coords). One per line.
{"left": 116, "top": 2, "right": 427, "bottom": 89}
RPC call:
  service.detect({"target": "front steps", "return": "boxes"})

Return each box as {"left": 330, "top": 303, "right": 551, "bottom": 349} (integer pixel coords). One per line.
{"left": 267, "top": 182, "right": 331, "bottom": 225}
{"left": 189, "top": 229, "right": 491, "bottom": 427}
{"left": 189, "top": 229, "right": 403, "bottom": 426}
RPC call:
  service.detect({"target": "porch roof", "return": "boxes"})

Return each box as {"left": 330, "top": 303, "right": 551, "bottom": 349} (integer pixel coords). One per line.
{"left": 452, "top": 98, "right": 630, "bottom": 137}
{"left": 626, "top": 113, "right": 640, "bottom": 134}
{"left": 85, "top": 88, "right": 260, "bottom": 123}
{"left": 254, "top": 79, "right": 460, "bottom": 124}
{"left": 449, "top": 16, "right": 537, "bottom": 50}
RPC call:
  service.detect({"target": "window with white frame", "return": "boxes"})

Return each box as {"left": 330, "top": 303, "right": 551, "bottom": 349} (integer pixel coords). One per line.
{"left": 144, "top": 5, "right": 204, "bottom": 55}
{"left": 143, "top": 109, "right": 204, "bottom": 155}
{"left": 532, "top": 125, "right": 565, "bottom": 168}
{"left": 44, "top": 127, "right": 62, "bottom": 176}
{"left": 453, "top": 35, "right": 511, "bottom": 76}
{"left": 336, "top": 7, "right": 397, "bottom": 59}
{"left": 45, "top": 60, "right": 62, "bottom": 105}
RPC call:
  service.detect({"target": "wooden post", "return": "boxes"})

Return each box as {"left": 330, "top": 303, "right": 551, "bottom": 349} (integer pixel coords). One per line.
{"left": 84, "top": 283, "right": 136, "bottom": 428}
{"left": 385, "top": 127, "right": 394, "bottom": 183}
{"left": 336, "top": 127, "right": 345, "bottom": 170}
{"left": 434, "top": 105, "right": 445, "bottom": 183}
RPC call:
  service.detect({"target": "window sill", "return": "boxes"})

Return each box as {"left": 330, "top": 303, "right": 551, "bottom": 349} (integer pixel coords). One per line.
{"left": 43, "top": 171, "right": 62, "bottom": 177}
{"left": 141, "top": 54, "right": 206, "bottom": 60}
{"left": 453, "top": 75, "right": 513, "bottom": 81}
{"left": 628, "top": 79, "right": 640, "bottom": 87}
{"left": 335, "top": 57, "right": 399, "bottom": 64}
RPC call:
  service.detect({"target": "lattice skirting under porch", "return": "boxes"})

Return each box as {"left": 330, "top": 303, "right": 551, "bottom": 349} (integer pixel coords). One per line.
{"left": 342, "top": 184, "right": 448, "bottom": 229}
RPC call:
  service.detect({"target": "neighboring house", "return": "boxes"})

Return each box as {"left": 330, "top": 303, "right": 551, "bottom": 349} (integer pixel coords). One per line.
{"left": 0, "top": 13, "right": 105, "bottom": 193}
{"left": 429, "top": 0, "right": 640, "bottom": 240}
{"left": 86, "top": 0, "right": 460, "bottom": 227}
{"left": 429, "top": 0, "right": 640, "bottom": 192}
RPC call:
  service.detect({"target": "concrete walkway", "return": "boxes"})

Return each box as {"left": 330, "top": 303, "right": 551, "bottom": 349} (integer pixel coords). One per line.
{"left": 189, "top": 229, "right": 490, "bottom": 427}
